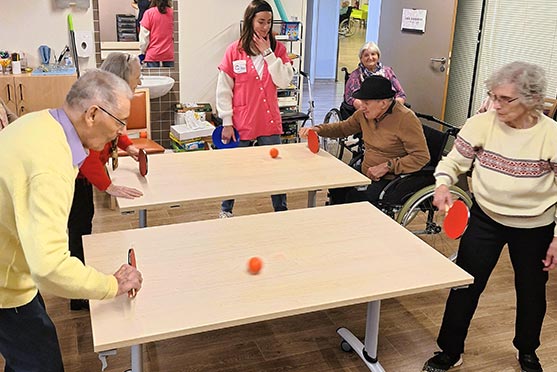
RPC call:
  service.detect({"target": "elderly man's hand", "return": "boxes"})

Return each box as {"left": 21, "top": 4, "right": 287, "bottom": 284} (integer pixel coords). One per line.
{"left": 366, "top": 163, "right": 389, "bottom": 182}
{"left": 543, "top": 237, "right": 557, "bottom": 271}
{"left": 114, "top": 264, "right": 143, "bottom": 297}
{"left": 298, "top": 126, "right": 319, "bottom": 139}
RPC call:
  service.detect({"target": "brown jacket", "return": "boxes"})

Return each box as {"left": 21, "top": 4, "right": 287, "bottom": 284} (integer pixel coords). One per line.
{"left": 316, "top": 101, "right": 430, "bottom": 176}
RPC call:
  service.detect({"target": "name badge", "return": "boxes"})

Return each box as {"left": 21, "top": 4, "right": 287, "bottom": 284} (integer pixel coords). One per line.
{"left": 233, "top": 60, "right": 247, "bottom": 74}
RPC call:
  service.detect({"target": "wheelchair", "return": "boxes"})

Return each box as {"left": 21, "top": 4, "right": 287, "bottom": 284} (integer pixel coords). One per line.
{"left": 326, "top": 110, "right": 473, "bottom": 261}
{"left": 339, "top": 7, "right": 357, "bottom": 37}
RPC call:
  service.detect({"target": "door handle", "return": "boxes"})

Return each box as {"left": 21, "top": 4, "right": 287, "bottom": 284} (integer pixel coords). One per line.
{"left": 6, "top": 84, "right": 12, "bottom": 102}
{"left": 18, "top": 83, "right": 23, "bottom": 101}
{"left": 430, "top": 57, "right": 447, "bottom": 72}
{"left": 430, "top": 57, "right": 447, "bottom": 64}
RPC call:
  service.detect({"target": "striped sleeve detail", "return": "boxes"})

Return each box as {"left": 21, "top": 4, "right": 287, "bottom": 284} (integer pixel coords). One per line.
{"left": 477, "top": 149, "right": 554, "bottom": 178}
{"left": 454, "top": 135, "right": 476, "bottom": 159}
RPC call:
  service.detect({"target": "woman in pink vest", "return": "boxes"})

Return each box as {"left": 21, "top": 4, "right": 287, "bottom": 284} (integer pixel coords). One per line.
{"left": 216, "top": 0, "right": 294, "bottom": 218}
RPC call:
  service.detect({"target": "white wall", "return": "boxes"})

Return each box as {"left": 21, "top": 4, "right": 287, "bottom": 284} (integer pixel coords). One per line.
{"left": 0, "top": 3, "right": 95, "bottom": 70}
{"left": 178, "top": 0, "right": 305, "bottom": 108}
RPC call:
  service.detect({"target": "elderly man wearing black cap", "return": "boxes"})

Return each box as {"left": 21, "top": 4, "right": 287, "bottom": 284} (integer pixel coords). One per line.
{"left": 299, "top": 75, "right": 430, "bottom": 205}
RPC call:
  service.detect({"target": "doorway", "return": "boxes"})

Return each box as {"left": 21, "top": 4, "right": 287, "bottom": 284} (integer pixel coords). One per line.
{"left": 337, "top": 0, "right": 367, "bottom": 81}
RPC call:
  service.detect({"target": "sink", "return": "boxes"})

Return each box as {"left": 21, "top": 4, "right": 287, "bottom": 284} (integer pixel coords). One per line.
{"left": 138, "top": 76, "right": 175, "bottom": 99}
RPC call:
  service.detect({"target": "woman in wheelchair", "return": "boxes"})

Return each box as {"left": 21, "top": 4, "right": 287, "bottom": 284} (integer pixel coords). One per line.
{"left": 341, "top": 42, "right": 406, "bottom": 119}
{"left": 299, "top": 75, "right": 429, "bottom": 205}
{"left": 339, "top": 1, "right": 351, "bottom": 24}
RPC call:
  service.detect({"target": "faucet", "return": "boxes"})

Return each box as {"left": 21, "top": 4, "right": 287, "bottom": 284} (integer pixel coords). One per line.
{"left": 56, "top": 45, "right": 70, "bottom": 64}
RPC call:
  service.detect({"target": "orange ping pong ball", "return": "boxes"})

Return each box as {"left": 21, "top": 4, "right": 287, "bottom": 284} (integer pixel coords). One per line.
{"left": 139, "top": 131, "right": 148, "bottom": 138}
{"left": 269, "top": 147, "right": 279, "bottom": 158}
{"left": 248, "top": 257, "right": 263, "bottom": 274}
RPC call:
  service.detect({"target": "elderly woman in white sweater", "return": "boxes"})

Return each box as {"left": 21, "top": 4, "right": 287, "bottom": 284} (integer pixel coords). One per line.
{"left": 423, "top": 61, "right": 557, "bottom": 372}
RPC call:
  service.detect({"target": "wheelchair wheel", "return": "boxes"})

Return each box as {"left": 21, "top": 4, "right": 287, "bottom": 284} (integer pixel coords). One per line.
{"left": 396, "top": 185, "right": 473, "bottom": 262}
{"left": 339, "top": 18, "right": 356, "bottom": 37}
{"left": 323, "top": 108, "right": 343, "bottom": 158}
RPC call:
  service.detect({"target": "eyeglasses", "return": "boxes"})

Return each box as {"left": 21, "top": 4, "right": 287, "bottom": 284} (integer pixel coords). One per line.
{"left": 98, "top": 106, "right": 127, "bottom": 127}
{"left": 487, "top": 91, "right": 519, "bottom": 105}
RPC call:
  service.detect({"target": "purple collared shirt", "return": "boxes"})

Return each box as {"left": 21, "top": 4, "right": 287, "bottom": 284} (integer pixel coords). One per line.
{"left": 49, "top": 108, "right": 88, "bottom": 167}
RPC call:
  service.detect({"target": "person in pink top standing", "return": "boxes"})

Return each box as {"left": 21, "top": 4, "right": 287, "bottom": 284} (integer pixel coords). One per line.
{"left": 139, "top": 0, "right": 174, "bottom": 67}
{"left": 216, "top": 0, "right": 294, "bottom": 218}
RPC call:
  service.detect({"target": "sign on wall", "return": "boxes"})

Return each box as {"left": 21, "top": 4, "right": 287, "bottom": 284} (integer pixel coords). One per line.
{"left": 401, "top": 8, "right": 427, "bottom": 33}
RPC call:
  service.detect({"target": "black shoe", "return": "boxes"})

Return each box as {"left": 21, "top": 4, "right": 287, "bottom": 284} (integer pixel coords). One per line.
{"left": 422, "top": 351, "right": 463, "bottom": 372}
{"left": 518, "top": 351, "right": 543, "bottom": 372}
{"left": 70, "top": 299, "right": 89, "bottom": 311}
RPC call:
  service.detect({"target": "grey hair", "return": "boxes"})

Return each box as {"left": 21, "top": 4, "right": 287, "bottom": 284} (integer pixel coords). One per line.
{"left": 359, "top": 41, "right": 381, "bottom": 59}
{"left": 485, "top": 61, "right": 546, "bottom": 111}
{"left": 65, "top": 69, "right": 133, "bottom": 112}
{"left": 100, "top": 52, "right": 140, "bottom": 85}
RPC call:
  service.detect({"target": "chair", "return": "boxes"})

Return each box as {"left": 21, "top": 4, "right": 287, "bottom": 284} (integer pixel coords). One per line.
{"left": 350, "top": 7, "right": 367, "bottom": 27}
{"left": 543, "top": 98, "right": 557, "bottom": 120}
{"left": 118, "top": 88, "right": 165, "bottom": 156}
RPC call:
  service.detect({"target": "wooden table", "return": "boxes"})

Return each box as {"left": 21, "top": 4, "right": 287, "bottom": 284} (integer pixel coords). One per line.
{"left": 83, "top": 202, "right": 473, "bottom": 372}
{"left": 109, "top": 143, "right": 370, "bottom": 226}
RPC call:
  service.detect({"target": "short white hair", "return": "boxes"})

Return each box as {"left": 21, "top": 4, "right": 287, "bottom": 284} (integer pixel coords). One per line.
{"left": 65, "top": 69, "right": 133, "bottom": 112}
{"left": 359, "top": 42, "right": 381, "bottom": 59}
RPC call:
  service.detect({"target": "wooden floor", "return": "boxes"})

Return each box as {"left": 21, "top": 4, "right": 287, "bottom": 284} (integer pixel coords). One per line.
{"left": 4, "top": 26, "right": 557, "bottom": 372}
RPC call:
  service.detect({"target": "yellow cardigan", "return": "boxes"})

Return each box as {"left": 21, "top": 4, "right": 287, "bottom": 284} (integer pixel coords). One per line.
{"left": 0, "top": 110, "right": 118, "bottom": 308}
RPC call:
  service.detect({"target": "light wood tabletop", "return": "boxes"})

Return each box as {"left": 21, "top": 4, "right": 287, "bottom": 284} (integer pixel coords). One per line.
{"left": 83, "top": 202, "right": 473, "bottom": 353}
{"left": 108, "top": 143, "right": 370, "bottom": 212}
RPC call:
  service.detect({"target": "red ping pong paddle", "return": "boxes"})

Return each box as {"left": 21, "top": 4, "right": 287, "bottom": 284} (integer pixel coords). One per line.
{"left": 128, "top": 248, "right": 137, "bottom": 298}
{"left": 307, "top": 129, "right": 319, "bottom": 154}
{"left": 138, "top": 149, "right": 148, "bottom": 176}
{"left": 443, "top": 200, "right": 469, "bottom": 239}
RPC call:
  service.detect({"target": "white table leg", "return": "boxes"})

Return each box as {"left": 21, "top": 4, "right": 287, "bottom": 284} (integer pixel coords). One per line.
{"left": 337, "top": 300, "right": 386, "bottom": 372}
{"left": 307, "top": 190, "right": 317, "bottom": 208}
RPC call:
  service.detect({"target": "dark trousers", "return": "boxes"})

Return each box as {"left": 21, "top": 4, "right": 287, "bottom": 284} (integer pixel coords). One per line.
{"left": 221, "top": 134, "right": 287, "bottom": 212}
{"left": 437, "top": 201, "right": 553, "bottom": 356}
{"left": 0, "top": 293, "right": 64, "bottom": 372}
{"left": 329, "top": 178, "right": 390, "bottom": 206}
{"left": 68, "top": 178, "right": 94, "bottom": 264}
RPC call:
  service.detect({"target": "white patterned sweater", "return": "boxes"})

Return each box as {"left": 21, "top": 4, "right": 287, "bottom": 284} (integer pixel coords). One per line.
{"left": 435, "top": 110, "right": 557, "bottom": 234}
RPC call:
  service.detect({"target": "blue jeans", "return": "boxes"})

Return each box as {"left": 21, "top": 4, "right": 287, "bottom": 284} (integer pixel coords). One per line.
{"left": 221, "top": 134, "right": 287, "bottom": 213}
{"left": 0, "top": 293, "right": 64, "bottom": 372}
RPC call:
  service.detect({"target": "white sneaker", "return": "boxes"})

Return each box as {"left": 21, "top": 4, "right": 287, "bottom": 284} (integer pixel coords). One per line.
{"left": 219, "top": 211, "right": 233, "bottom": 218}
